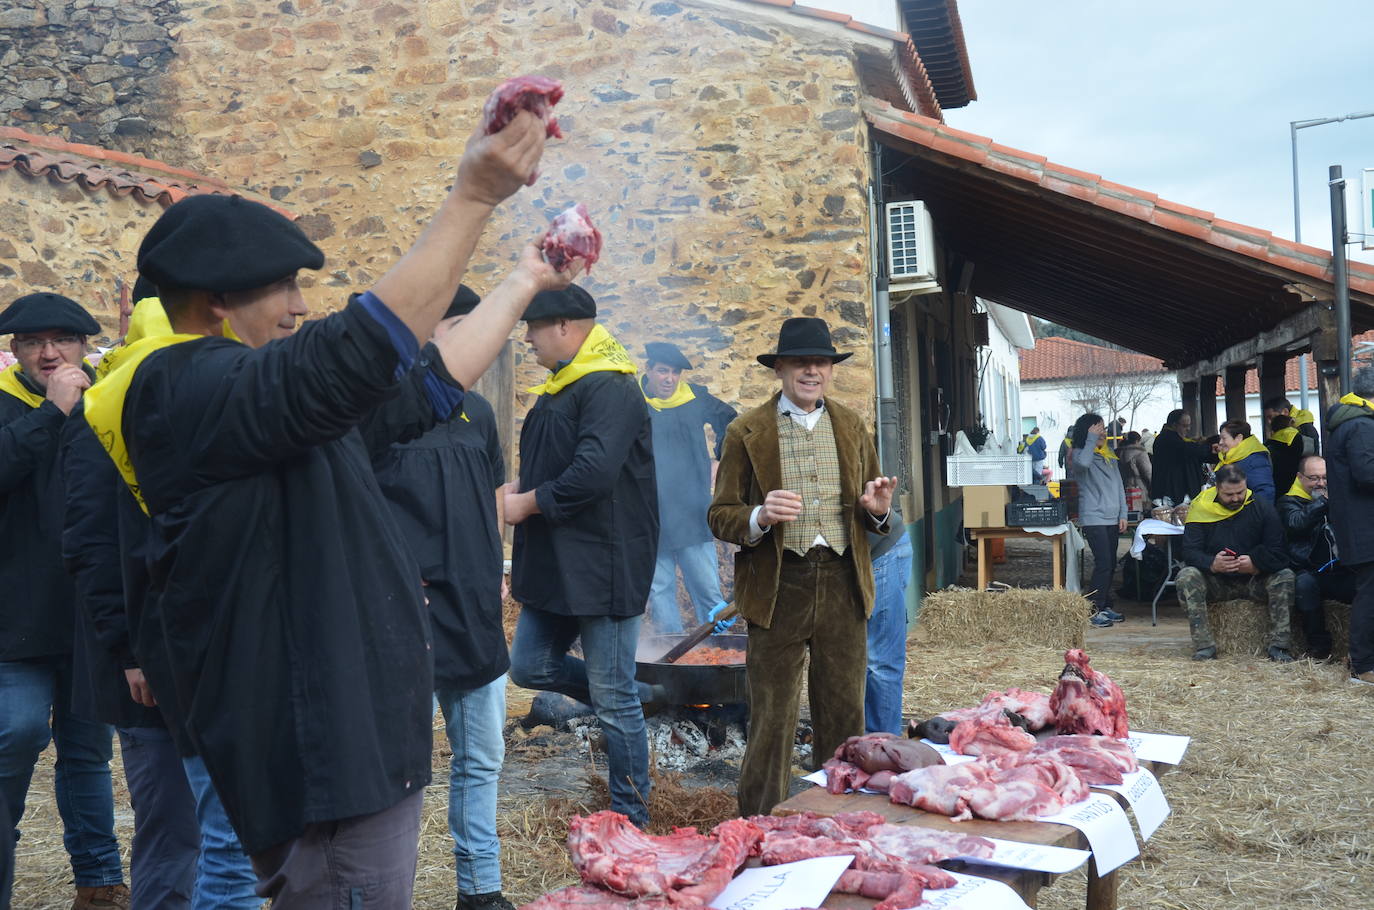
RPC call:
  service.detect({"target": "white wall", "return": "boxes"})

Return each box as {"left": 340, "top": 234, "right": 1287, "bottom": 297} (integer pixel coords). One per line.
{"left": 978, "top": 302, "right": 1030, "bottom": 452}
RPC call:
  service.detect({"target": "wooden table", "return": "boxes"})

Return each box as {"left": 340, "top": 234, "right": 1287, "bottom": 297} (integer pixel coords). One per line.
{"left": 968, "top": 526, "right": 1067, "bottom": 590}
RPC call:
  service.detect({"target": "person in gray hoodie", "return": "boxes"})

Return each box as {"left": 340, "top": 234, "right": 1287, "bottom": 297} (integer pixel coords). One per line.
{"left": 1072, "top": 413, "right": 1128, "bottom": 627}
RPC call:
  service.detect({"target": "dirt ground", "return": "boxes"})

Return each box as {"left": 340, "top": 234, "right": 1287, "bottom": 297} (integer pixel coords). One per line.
{"left": 13, "top": 535, "right": 1371, "bottom": 908}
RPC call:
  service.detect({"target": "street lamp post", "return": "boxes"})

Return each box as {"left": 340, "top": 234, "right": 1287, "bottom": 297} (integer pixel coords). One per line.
{"left": 1288, "top": 110, "right": 1374, "bottom": 409}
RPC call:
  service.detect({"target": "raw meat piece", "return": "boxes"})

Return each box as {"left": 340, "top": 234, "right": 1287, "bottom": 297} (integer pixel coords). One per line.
{"left": 541, "top": 203, "right": 603, "bottom": 274}
{"left": 959, "top": 777, "right": 1066, "bottom": 822}
{"left": 834, "top": 867, "right": 923, "bottom": 910}
{"left": 1050, "top": 649, "right": 1130, "bottom": 738}
{"left": 888, "top": 762, "right": 992, "bottom": 817}
{"left": 822, "top": 758, "right": 871, "bottom": 795}
{"left": 1031, "top": 734, "right": 1138, "bottom": 785}
{"left": 746, "top": 811, "right": 885, "bottom": 843}
{"left": 481, "top": 75, "right": 564, "bottom": 139}
{"left": 865, "top": 823, "right": 995, "bottom": 865}
{"left": 681, "top": 818, "right": 760, "bottom": 904}
{"left": 976, "top": 687, "right": 1055, "bottom": 730}
{"left": 865, "top": 770, "right": 895, "bottom": 792}
{"left": 987, "top": 753, "right": 1090, "bottom": 804}
{"left": 948, "top": 709, "right": 1036, "bottom": 757}
{"left": 566, "top": 811, "right": 758, "bottom": 901}
{"left": 833, "top": 732, "right": 943, "bottom": 775}
{"left": 757, "top": 832, "right": 877, "bottom": 867}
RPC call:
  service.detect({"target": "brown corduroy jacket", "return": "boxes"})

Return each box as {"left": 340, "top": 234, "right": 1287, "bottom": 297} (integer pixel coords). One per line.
{"left": 708, "top": 391, "right": 887, "bottom": 628}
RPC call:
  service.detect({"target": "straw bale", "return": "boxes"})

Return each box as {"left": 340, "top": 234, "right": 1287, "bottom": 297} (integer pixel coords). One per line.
{"left": 1208, "top": 598, "right": 1350, "bottom": 659}
{"left": 915, "top": 586, "right": 1086, "bottom": 651}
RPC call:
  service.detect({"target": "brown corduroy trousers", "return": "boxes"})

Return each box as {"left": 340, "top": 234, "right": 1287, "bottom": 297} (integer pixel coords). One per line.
{"left": 737, "top": 549, "right": 867, "bottom": 817}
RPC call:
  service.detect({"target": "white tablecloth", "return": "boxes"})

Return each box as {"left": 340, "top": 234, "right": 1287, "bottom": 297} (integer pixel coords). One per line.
{"left": 1131, "top": 518, "right": 1183, "bottom": 558}
{"left": 1013, "top": 522, "right": 1084, "bottom": 592}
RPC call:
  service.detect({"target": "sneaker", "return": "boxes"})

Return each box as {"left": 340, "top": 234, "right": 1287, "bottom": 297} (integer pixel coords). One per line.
{"left": 1089, "top": 611, "right": 1114, "bottom": 628}
{"left": 73, "top": 884, "right": 130, "bottom": 910}
{"left": 1350, "top": 671, "right": 1374, "bottom": 686}
{"left": 1267, "top": 646, "right": 1295, "bottom": 663}
{"left": 1102, "top": 609, "right": 1125, "bottom": 624}
{"left": 457, "top": 894, "right": 517, "bottom": 910}
{"left": 1191, "top": 646, "right": 1217, "bottom": 661}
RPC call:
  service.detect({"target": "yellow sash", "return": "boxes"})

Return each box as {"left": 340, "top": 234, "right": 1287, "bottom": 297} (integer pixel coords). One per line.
{"left": 1026, "top": 433, "right": 1041, "bottom": 446}
{"left": 1218, "top": 433, "right": 1267, "bottom": 466}
{"left": 1095, "top": 441, "right": 1118, "bottom": 461}
{"left": 527, "top": 324, "right": 635, "bottom": 396}
{"left": 83, "top": 334, "right": 205, "bottom": 513}
{"left": 1269, "top": 426, "right": 1298, "bottom": 446}
{"left": 644, "top": 379, "right": 696, "bottom": 411}
{"left": 1340, "top": 393, "right": 1374, "bottom": 410}
{"left": 96, "top": 297, "right": 175, "bottom": 379}
{"left": 1186, "top": 485, "right": 1253, "bottom": 523}
{"left": 1285, "top": 477, "right": 1312, "bottom": 500}
{"left": 0, "top": 364, "right": 46, "bottom": 409}
{"left": 1291, "top": 407, "right": 1316, "bottom": 427}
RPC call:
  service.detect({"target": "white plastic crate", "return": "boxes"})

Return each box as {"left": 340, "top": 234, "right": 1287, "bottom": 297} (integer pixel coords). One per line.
{"left": 946, "top": 454, "right": 1030, "bottom": 487}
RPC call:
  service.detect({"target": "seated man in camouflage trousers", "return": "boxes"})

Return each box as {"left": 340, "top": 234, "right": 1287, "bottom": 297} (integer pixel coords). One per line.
{"left": 1177, "top": 464, "right": 1296, "bottom": 662}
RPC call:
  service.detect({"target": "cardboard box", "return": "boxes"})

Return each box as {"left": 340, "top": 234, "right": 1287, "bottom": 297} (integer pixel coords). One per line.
{"left": 962, "top": 485, "right": 1011, "bottom": 529}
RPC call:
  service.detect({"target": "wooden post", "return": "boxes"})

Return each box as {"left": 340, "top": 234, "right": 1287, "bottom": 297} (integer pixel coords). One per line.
{"left": 1199, "top": 374, "right": 1219, "bottom": 436}
{"left": 1258, "top": 352, "right": 1289, "bottom": 437}
{"left": 1180, "top": 378, "right": 1199, "bottom": 429}
{"left": 1317, "top": 359, "right": 1342, "bottom": 433}
{"left": 1224, "top": 365, "right": 1249, "bottom": 423}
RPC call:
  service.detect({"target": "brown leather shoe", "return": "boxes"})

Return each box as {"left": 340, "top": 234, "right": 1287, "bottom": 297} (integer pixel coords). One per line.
{"left": 72, "top": 884, "right": 130, "bottom": 910}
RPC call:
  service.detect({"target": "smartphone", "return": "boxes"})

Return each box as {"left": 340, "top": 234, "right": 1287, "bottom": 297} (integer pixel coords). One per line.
{"left": 1222, "top": 548, "right": 1238, "bottom": 557}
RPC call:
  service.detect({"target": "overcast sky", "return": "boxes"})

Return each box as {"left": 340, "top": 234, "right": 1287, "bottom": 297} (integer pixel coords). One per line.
{"left": 943, "top": 0, "right": 1374, "bottom": 264}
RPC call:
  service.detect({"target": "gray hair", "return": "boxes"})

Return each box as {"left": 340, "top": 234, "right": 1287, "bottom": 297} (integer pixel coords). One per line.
{"left": 1353, "top": 365, "right": 1374, "bottom": 399}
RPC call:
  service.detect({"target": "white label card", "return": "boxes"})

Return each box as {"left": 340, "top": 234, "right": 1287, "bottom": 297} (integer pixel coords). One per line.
{"left": 1035, "top": 792, "right": 1139, "bottom": 874}
{"left": 921, "top": 739, "right": 977, "bottom": 764}
{"left": 1100, "top": 767, "right": 1171, "bottom": 840}
{"left": 1125, "top": 730, "right": 1190, "bottom": 765}
{"left": 801, "top": 769, "right": 884, "bottom": 794}
{"left": 915, "top": 870, "right": 1032, "bottom": 910}
{"left": 974, "top": 837, "right": 1091, "bottom": 874}
{"left": 708, "top": 855, "right": 853, "bottom": 910}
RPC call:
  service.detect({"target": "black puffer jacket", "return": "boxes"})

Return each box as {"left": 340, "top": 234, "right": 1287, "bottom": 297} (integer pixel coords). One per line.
{"left": 1326, "top": 400, "right": 1374, "bottom": 566}
{"left": 1277, "top": 493, "right": 1336, "bottom": 571}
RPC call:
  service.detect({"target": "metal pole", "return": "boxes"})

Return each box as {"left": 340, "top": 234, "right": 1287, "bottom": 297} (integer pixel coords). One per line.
{"left": 1330, "top": 165, "right": 1353, "bottom": 394}
{"left": 1292, "top": 125, "right": 1312, "bottom": 410}
{"left": 868, "top": 141, "right": 899, "bottom": 477}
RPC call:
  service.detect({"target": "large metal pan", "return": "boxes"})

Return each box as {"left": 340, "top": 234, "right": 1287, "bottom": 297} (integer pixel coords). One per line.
{"left": 636, "top": 633, "right": 747, "bottom": 705}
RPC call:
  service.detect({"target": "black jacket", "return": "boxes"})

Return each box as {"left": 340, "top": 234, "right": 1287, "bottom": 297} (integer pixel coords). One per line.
{"left": 1326, "top": 400, "right": 1374, "bottom": 567}
{"left": 1181, "top": 495, "right": 1289, "bottom": 576}
{"left": 124, "top": 301, "right": 434, "bottom": 855}
{"left": 1266, "top": 435, "right": 1303, "bottom": 500}
{"left": 1150, "top": 428, "right": 1210, "bottom": 505}
{"left": 512, "top": 369, "right": 657, "bottom": 616}
{"left": 375, "top": 381, "right": 509, "bottom": 693}
{"left": 0, "top": 372, "right": 85, "bottom": 661}
{"left": 643, "top": 380, "right": 735, "bottom": 551}
{"left": 1277, "top": 492, "right": 1338, "bottom": 572}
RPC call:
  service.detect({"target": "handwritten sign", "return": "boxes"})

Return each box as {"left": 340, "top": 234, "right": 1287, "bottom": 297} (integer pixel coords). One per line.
{"left": 916, "top": 871, "right": 1032, "bottom": 910}
{"left": 1100, "top": 766, "right": 1171, "bottom": 840}
{"left": 1036, "top": 792, "right": 1139, "bottom": 874}
{"left": 1125, "top": 730, "right": 1190, "bottom": 765}
{"left": 708, "top": 855, "right": 853, "bottom": 910}
{"left": 921, "top": 739, "right": 977, "bottom": 764}
{"left": 975, "top": 837, "right": 1091, "bottom": 874}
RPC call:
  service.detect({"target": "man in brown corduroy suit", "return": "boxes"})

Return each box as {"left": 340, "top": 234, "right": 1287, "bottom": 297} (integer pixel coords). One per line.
{"left": 708, "top": 317, "right": 895, "bottom": 816}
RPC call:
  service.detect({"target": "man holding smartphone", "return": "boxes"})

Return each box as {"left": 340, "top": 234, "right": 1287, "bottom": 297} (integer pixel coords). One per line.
{"left": 1176, "top": 464, "right": 1295, "bottom": 662}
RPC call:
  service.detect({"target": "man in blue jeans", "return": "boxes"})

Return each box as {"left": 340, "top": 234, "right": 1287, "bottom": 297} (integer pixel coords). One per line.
{"left": 864, "top": 509, "right": 913, "bottom": 736}
{"left": 0, "top": 292, "right": 128, "bottom": 908}
{"left": 506, "top": 286, "right": 658, "bottom": 827}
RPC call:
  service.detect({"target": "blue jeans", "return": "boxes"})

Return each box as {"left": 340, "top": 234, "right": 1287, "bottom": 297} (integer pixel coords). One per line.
{"left": 0, "top": 657, "right": 122, "bottom": 887}
{"left": 864, "top": 535, "right": 913, "bottom": 736}
{"left": 509, "top": 608, "right": 651, "bottom": 826}
{"left": 646, "top": 539, "right": 725, "bottom": 634}
{"left": 182, "top": 756, "right": 259, "bottom": 908}
{"left": 119, "top": 726, "right": 199, "bottom": 909}
{"left": 436, "top": 675, "right": 507, "bottom": 896}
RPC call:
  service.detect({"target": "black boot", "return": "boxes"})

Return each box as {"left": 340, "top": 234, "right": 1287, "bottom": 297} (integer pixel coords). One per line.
{"left": 458, "top": 893, "right": 516, "bottom": 910}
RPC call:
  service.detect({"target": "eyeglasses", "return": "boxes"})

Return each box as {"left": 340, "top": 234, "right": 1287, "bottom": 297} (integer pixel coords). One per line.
{"left": 1301, "top": 473, "right": 1327, "bottom": 483}
{"left": 14, "top": 335, "right": 84, "bottom": 353}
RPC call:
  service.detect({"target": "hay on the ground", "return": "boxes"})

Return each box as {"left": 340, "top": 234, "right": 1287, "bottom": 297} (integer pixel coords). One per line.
{"left": 914, "top": 586, "right": 1086, "bottom": 651}
{"left": 1208, "top": 598, "right": 1350, "bottom": 660}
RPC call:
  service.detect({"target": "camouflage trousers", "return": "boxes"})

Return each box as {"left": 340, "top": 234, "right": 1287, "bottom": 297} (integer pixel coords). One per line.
{"left": 1175, "top": 566, "right": 1295, "bottom": 651}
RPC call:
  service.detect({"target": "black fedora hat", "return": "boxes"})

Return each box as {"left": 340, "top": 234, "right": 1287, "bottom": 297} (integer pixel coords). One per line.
{"left": 756, "top": 317, "right": 851, "bottom": 368}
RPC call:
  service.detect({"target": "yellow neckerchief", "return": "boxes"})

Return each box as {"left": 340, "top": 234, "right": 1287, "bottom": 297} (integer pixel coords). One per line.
{"left": 1186, "top": 484, "right": 1253, "bottom": 523}
{"left": 83, "top": 333, "right": 207, "bottom": 513}
{"left": 1095, "top": 440, "right": 1118, "bottom": 461}
{"left": 96, "top": 296, "right": 173, "bottom": 379}
{"left": 527, "top": 324, "right": 635, "bottom": 396}
{"left": 1026, "top": 432, "right": 1041, "bottom": 445}
{"left": 1285, "top": 477, "right": 1312, "bottom": 501}
{"left": 643, "top": 378, "right": 696, "bottom": 411}
{"left": 1269, "top": 426, "right": 1298, "bottom": 446}
{"left": 1291, "top": 407, "right": 1316, "bottom": 427}
{"left": 1340, "top": 392, "right": 1374, "bottom": 410}
{"left": 1217, "top": 433, "right": 1267, "bottom": 466}
{"left": 0, "top": 363, "right": 46, "bottom": 408}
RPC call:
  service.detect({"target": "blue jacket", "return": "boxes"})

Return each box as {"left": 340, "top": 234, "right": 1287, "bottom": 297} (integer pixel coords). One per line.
{"left": 1232, "top": 451, "right": 1275, "bottom": 503}
{"left": 1027, "top": 435, "right": 1047, "bottom": 461}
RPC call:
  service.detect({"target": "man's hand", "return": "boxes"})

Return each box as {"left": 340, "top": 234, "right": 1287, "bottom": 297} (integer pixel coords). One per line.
{"left": 124, "top": 668, "right": 156, "bottom": 707}
{"left": 860, "top": 476, "right": 898, "bottom": 518}
{"left": 1210, "top": 551, "right": 1240, "bottom": 573}
{"left": 502, "top": 482, "right": 540, "bottom": 525}
{"left": 511, "top": 241, "right": 583, "bottom": 288}
{"left": 757, "top": 490, "right": 803, "bottom": 527}
{"left": 1232, "top": 554, "right": 1259, "bottom": 575}
{"left": 45, "top": 364, "right": 90, "bottom": 415}
{"left": 455, "top": 110, "right": 549, "bottom": 208}
{"left": 1118, "top": 517, "right": 1128, "bottom": 534}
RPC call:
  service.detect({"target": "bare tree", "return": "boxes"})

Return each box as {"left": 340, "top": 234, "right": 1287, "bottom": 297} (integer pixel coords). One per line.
{"left": 1064, "top": 347, "right": 1165, "bottom": 431}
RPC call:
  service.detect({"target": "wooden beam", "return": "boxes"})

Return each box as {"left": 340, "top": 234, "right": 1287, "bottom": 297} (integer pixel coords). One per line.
{"left": 1317, "top": 359, "right": 1341, "bottom": 434}
{"left": 1199, "top": 374, "right": 1219, "bottom": 436}
{"left": 1180, "top": 378, "right": 1200, "bottom": 430}
{"left": 1224, "top": 365, "right": 1249, "bottom": 422}
{"left": 1258, "top": 352, "right": 1289, "bottom": 437}
{"left": 1177, "top": 304, "right": 1330, "bottom": 382}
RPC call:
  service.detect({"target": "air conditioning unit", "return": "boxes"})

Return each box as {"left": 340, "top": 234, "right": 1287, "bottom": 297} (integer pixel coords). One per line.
{"left": 885, "top": 200, "right": 941, "bottom": 294}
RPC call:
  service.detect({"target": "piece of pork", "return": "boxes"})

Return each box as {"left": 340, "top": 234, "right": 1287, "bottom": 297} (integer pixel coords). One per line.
{"left": 948, "top": 708, "right": 1036, "bottom": 757}
{"left": 958, "top": 777, "right": 1066, "bottom": 822}
{"left": 1031, "top": 734, "right": 1138, "bottom": 785}
{"left": 479, "top": 75, "right": 564, "bottom": 187}
{"left": 977, "top": 687, "right": 1055, "bottom": 730}
{"left": 865, "top": 823, "right": 995, "bottom": 865}
{"left": 835, "top": 732, "right": 944, "bottom": 774}
{"left": 541, "top": 203, "right": 603, "bottom": 274}
{"left": 1050, "top": 649, "right": 1130, "bottom": 738}
{"left": 888, "top": 762, "right": 992, "bottom": 817}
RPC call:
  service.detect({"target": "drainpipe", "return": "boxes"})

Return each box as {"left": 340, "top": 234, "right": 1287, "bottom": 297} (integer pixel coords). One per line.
{"left": 869, "top": 141, "right": 899, "bottom": 476}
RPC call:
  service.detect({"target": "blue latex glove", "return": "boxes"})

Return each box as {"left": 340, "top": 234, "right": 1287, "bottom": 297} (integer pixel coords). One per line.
{"left": 707, "top": 600, "right": 734, "bottom": 635}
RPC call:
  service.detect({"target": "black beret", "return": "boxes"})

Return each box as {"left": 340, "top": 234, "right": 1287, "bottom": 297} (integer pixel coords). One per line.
{"left": 521, "top": 285, "right": 596, "bottom": 321}
{"left": 644, "top": 341, "right": 692, "bottom": 370}
{"left": 445, "top": 284, "right": 481, "bottom": 319}
{"left": 131, "top": 275, "right": 156, "bottom": 304}
{"left": 137, "top": 194, "right": 324, "bottom": 293}
{"left": 0, "top": 292, "right": 100, "bottom": 336}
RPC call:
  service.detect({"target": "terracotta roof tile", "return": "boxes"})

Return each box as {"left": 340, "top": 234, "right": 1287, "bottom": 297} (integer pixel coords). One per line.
{"left": 1019, "top": 336, "right": 1167, "bottom": 382}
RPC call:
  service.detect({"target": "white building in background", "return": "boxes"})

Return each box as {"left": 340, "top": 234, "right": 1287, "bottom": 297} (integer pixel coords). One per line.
{"left": 976, "top": 300, "right": 1036, "bottom": 453}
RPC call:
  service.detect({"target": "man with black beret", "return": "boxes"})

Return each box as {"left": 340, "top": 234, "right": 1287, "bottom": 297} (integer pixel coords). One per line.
{"left": 505, "top": 285, "right": 658, "bottom": 827}
{"left": 640, "top": 340, "right": 736, "bottom": 634}
{"left": 371, "top": 284, "right": 516, "bottom": 910}
{"left": 0, "top": 293, "right": 132, "bottom": 908}
{"left": 709, "top": 317, "right": 895, "bottom": 816}
{"left": 81, "top": 109, "right": 570, "bottom": 907}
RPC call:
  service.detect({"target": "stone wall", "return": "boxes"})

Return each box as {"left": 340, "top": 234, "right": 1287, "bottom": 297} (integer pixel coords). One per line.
{"left": 4, "top": 0, "right": 882, "bottom": 416}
